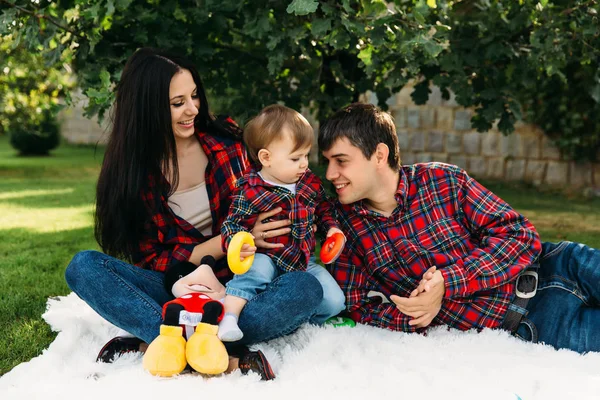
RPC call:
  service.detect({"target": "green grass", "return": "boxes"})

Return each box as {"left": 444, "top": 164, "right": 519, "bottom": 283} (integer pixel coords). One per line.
{"left": 0, "top": 136, "right": 103, "bottom": 375}
{"left": 1, "top": 135, "right": 599, "bottom": 376}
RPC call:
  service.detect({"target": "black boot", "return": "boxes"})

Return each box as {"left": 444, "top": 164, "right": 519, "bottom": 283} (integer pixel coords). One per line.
{"left": 238, "top": 349, "right": 275, "bottom": 381}
{"left": 96, "top": 337, "right": 145, "bottom": 363}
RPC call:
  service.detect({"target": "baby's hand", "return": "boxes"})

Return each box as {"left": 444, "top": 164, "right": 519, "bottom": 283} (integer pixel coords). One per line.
{"left": 320, "top": 228, "right": 346, "bottom": 265}
{"left": 240, "top": 243, "right": 256, "bottom": 261}
{"left": 326, "top": 227, "right": 344, "bottom": 237}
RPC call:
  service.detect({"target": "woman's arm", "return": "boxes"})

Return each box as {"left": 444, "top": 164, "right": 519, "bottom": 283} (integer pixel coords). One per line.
{"left": 188, "top": 235, "right": 226, "bottom": 265}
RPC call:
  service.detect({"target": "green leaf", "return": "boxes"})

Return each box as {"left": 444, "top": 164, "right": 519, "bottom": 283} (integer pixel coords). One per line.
{"left": 423, "top": 40, "right": 443, "bottom": 58}
{"left": 173, "top": 5, "right": 187, "bottom": 22}
{"left": 320, "top": 3, "right": 336, "bottom": 15}
{"left": 63, "top": 8, "right": 79, "bottom": 23}
{"left": 115, "top": 0, "right": 134, "bottom": 11}
{"left": 267, "top": 52, "right": 285, "bottom": 75}
{"left": 480, "top": 88, "right": 498, "bottom": 100}
{"left": 107, "top": 0, "right": 115, "bottom": 16}
{"left": 326, "top": 28, "right": 351, "bottom": 50}
{"left": 411, "top": 81, "right": 430, "bottom": 105}
{"left": 358, "top": 45, "right": 373, "bottom": 67}
{"left": 311, "top": 18, "right": 332, "bottom": 37}
{"left": 286, "top": 0, "right": 319, "bottom": 16}
{"left": 0, "top": 9, "right": 18, "bottom": 35}
{"left": 498, "top": 110, "right": 516, "bottom": 134}
{"left": 363, "top": 0, "right": 388, "bottom": 16}
{"left": 99, "top": 70, "right": 111, "bottom": 87}
{"left": 266, "top": 35, "right": 283, "bottom": 51}
{"left": 413, "top": 9, "right": 426, "bottom": 25}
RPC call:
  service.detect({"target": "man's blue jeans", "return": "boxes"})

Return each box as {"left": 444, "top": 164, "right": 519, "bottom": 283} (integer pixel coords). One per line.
{"left": 226, "top": 254, "right": 345, "bottom": 324}
{"left": 515, "top": 241, "right": 600, "bottom": 353}
{"left": 65, "top": 250, "right": 324, "bottom": 345}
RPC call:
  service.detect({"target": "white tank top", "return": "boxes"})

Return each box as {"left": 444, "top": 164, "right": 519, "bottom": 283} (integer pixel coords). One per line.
{"left": 168, "top": 182, "right": 213, "bottom": 236}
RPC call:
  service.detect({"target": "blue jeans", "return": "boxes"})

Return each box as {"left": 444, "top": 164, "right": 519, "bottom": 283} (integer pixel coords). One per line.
{"left": 65, "top": 250, "right": 323, "bottom": 345}
{"left": 226, "top": 254, "right": 345, "bottom": 324}
{"left": 515, "top": 241, "right": 600, "bottom": 353}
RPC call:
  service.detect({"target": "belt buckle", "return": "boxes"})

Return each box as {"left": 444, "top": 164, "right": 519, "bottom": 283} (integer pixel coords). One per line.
{"left": 515, "top": 270, "right": 538, "bottom": 299}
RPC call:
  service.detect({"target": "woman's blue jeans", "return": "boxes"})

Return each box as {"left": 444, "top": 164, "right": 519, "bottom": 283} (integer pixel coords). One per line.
{"left": 65, "top": 250, "right": 323, "bottom": 346}
{"left": 515, "top": 241, "right": 600, "bottom": 353}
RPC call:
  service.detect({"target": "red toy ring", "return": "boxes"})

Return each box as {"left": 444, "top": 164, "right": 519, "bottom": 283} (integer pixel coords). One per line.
{"left": 320, "top": 232, "right": 345, "bottom": 264}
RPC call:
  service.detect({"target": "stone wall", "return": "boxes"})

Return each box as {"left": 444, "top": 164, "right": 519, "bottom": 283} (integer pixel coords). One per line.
{"left": 367, "top": 86, "right": 600, "bottom": 190}
{"left": 59, "top": 90, "right": 110, "bottom": 145}
{"left": 60, "top": 86, "right": 600, "bottom": 190}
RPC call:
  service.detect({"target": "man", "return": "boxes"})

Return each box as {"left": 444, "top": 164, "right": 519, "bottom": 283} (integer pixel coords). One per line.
{"left": 319, "top": 102, "right": 600, "bottom": 353}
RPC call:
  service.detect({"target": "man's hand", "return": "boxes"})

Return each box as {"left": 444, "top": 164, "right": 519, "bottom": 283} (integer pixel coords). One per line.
{"left": 390, "top": 268, "right": 445, "bottom": 328}
{"left": 410, "top": 266, "right": 438, "bottom": 298}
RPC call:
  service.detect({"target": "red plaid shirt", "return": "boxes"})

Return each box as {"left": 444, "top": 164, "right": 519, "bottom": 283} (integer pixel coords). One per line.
{"left": 221, "top": 167, "right": 338, "bottom": 272}
{"left": 135, "top": 128, "right": 249, "bottom": 280}
{"left": 331, "top": 163, "right": 542, "bottom": 332}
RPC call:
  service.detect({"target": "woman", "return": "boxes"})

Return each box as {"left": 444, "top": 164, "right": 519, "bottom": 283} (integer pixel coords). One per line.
{"left": 65, "top": 48, "right": 324, "bottom": 380}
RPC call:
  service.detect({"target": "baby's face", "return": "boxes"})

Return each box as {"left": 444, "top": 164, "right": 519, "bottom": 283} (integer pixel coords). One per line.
{"left": 260, "top": 133, "right": 311, "bottom": 185}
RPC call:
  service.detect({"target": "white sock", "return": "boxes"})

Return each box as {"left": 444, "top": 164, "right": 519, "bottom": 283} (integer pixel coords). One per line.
{"left": 218, "top": 313, "right": 243, "bottom": 342}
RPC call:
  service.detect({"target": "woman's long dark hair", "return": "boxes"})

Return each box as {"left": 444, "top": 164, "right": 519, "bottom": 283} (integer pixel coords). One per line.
{"left": 95, "top": 48, "right": 241, "bottom": 261}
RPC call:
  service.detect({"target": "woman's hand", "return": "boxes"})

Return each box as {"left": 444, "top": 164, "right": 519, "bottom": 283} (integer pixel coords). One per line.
{"left": 251, "top": 207, "right": 291, "bottom": 249}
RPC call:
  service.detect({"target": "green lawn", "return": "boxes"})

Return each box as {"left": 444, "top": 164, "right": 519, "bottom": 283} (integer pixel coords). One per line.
{"left": 1, "top": 135, "right": 599, "bottom": 376}
{"left": 0, "top": 136, "right": 103, "bottom": 375}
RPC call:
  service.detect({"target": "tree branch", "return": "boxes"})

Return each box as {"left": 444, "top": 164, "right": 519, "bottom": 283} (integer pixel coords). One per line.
{"left": 1, "top": 0, "right": 84, "bottom": 38}
{"left": 561, "top": 0, "right": 597, "bottom": 15}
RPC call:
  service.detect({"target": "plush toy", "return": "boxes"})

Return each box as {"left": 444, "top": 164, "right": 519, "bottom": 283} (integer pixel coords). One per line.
{"left": 142, "top": 256, "right": 229, "bottom": 377}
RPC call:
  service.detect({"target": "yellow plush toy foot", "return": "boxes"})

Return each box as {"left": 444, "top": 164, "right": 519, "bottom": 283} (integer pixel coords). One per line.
{"left": 186, "top": 322, "right": 229, "bottom": 375}
{"left": 142, "top": 325, "right": 187, "bottom": 377}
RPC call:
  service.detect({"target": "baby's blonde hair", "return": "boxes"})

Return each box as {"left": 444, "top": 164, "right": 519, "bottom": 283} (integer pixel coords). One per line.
{"left": 244, "top": 104, "right": 313, "bottom": 164}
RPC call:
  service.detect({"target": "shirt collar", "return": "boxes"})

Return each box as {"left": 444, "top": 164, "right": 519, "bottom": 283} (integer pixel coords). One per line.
{"left": 244, "top": 166, "right": 310, "bottom": 190}
{"left": 346, "top": 169, "right": 408, "bottom": 218}
{"left": 197, "top": 131, "right": 227, "bottom": 154}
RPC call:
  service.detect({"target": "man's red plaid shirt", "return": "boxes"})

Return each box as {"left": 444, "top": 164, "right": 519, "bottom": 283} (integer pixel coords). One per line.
{"left": 221, "top": 167, "right": 338, "bottom": 272}
{"left": 331, "top": 163, "right": 542, "bottom": 332}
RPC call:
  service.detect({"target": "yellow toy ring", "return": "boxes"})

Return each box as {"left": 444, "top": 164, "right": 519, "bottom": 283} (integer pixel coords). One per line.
{"left": 227, "top": 232, "right": 255, "bottom": 275}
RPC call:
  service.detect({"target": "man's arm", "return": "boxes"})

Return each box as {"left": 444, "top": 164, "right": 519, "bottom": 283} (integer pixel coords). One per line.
{"left": 440, "top": 170, "right": 542, "bottom": 299}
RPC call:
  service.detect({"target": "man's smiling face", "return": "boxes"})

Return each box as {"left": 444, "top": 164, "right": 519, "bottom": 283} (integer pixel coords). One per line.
{"left": 322, "top": 137, "right": 378, "bottom": 205}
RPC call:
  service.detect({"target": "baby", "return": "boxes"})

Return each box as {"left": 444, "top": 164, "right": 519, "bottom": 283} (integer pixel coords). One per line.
{"left": 218, "top": 104, "right": 346, "bottom": 341}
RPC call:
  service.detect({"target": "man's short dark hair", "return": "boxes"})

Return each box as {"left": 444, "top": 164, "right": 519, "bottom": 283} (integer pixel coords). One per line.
{"left": 318, "top": 103, "right": 401, "bottom": 171}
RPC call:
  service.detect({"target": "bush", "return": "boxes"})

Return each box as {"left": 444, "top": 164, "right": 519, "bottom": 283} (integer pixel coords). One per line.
{"left": 8, "top": 111, "right": 61, "bottom": 156}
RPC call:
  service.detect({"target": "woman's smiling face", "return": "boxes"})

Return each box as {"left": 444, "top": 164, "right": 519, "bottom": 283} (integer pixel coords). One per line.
{"left": 169, "top": 69, "right": 200, "bottom": 141}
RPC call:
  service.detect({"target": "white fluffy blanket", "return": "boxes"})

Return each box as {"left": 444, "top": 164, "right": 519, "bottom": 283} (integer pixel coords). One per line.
{"left": 1, "top": 293, "right": 599, "bottom": 400}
